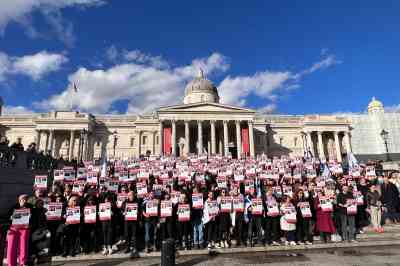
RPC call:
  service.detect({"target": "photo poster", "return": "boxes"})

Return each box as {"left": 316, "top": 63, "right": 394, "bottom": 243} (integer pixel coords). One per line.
{"left": 46, "top": 202, "right": 63, "bottom": 221}
{"left": 84, "top": 205, "right": 97, "bottom": 224}
{"left": 178, "top": 204, "right": 190, "bottom": 222}
{"left": 12, "top": 208, "right": 31, "bottom": 226}
{"left": 99, "top": 202, "right": 112, "bottom": 221}
{"left": 66, "top": 207, "right": 81, "bottom": 224}
{"left": 34, "top": 175, "right": 48, "bottom": 190}
{"left": 125, "top": 203, "right": 138, "bottom": 221}
{"left": 192, "top": 193, "right": 204, "bottom": 209}
{"left": 160, "top": 200, "right": 172, "bottom": 218}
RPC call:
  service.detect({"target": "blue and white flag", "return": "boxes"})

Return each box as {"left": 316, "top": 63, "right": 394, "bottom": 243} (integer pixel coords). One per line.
{"left": 347, "top": 152, "right": 358, "bottom": 170}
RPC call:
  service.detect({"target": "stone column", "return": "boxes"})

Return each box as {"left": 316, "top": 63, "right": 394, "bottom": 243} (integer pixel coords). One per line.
{"left": 137, "top": 130, "right": 142, "bottom": 157}
{"left": 235, "top": 120, "right": 242, "bottom": 159}
{"left": 82, "top": 132, "right": 88, "bottom": 161}
{"left": 306, "top": 131, "right": 314, "bottom": 156}
{"left": 159, "top": 121, "right": 163, "bottom": 155}
{"left": 334, "top": 131, "right": 342, "bottom": 162}
{"left": 197, "top": 120, "right": 203, "bottom": 155}
{"left": 77, "top": 132, "right": 82, "bottom": 160}
{"left": 36, "top": 130, "right": 41, "bottom": 150}
{"left": 344, "top": 131, "right": 352, "bottom": 153}
{"left": 68, "top": 130, "right": 75, "bottom": 161}
{"left": 171, "top": 120, "right": 177, "bottom": 156}
{"left": 317, "top": 131, "right": 325, "bottom": 159}
{"left": 48, "top": 130, "right": 54, "bottom": 156}
{"left": 248, "top": 121, "right": 255, "bottom": 157}
{"left": 152, "top": 131, "right": 157, "bottom": 155}
{"left": 210, "top": 120, "right": 216, "bottom": 154}
{"left": 184, "top": 120, "right": 190, "bottom": 156}
{"left": 223, "top": 120, "right": 229, "bottom": 156}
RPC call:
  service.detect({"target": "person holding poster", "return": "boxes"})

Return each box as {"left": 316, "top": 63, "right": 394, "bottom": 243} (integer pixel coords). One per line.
{"left": 62, "top": 196, "right": 81, "bottom": 257}
{"left": 280, "top": 195, "right": 297, "bottom": 246}
{"left": 314, "top": 191, "right": 336, "bottom": 243}
{"left": 177, "top": 194, "right": 191, "bottom": 250}
{"left": 294, "top": 190, "right": 313, "bottom": 245}
{"left": 232, "top": 187, "right": 246, "bottom": 247}
{"left": 337, "top": 185, "right": 357, "bottom": 242}
{"left": 7, "top": 194, "right": 32, "bottom": 266}
{"left": 142, "top": 192, "right": 158, "bottom": 253}
{"left": 100, "top": 195, "right": 114, "bottom": 255}
{"left": 246, "top": 191, "right": 264, "bottom": 247}
{"left": 122, "top": 191, "right": 139, "bottom": 257}
{"left": 264, "top": 188, "right": 280, "bottom": 246}
{"left": 203, "top": 191, "right": 217, "bottom": 250}
{"left": 217, "top": 189, "right": 231, "bottom": 248}
{"left": 366, "top": 184, "right": 383, "bottom": 233}
{"left": 159, "top": 191, "right": 174, "bottom": 242}
{"left": 82, "top": 196, "right": 98, "bottom": 254}
{"left": 190, "top": 186, "right": 203, "bottom": 249}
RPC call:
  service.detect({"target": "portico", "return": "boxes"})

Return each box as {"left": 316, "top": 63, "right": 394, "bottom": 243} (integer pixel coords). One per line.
{"left": 157, "top": 102, "right": 256, "bottom": 158}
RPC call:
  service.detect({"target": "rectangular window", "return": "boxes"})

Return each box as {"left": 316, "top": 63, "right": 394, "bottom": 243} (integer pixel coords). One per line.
{"left": 156, "top": 136, "right": 159, "bottom": 145}
{"left": 142, "top": 136, "right": 147, "bottom": 145}
{"left": 130, "top": 138, "right": 135, "bottom": 147}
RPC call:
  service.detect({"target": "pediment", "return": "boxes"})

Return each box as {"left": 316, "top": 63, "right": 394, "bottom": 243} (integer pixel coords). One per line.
{"left": 157, "top": 102, "right": 255, "bottom": 114}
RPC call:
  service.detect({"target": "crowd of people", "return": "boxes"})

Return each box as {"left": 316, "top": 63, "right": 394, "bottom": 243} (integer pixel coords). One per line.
{"left": 0, "top": 137, "right": 60, "bottom": 170}
{"left": 5, "top": 154, "right": 400, "bottom": 266}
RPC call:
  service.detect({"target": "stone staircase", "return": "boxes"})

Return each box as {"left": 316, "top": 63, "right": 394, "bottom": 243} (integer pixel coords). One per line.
{"left": 51, "top": 224, "right": 400, "bottom": 262}
{"left": 0, "top": 167, "right": 49, "bottom": 220}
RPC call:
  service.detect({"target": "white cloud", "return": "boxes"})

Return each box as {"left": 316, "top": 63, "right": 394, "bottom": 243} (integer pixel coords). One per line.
{"left": 385, "top": 105, "right": 400, "bottom": 113}
{"left": 0, "top": 0, "right": 105, "bottom": 46}
{"left": 0, "top": 50, "right": 68, "bottom": 81}
{"left": 2, "top": 105, "right": 34, "bottom": 115}
{"left": 257, "top": 104, "right": 277, "bottom": 114}
{"left": 35, "top": 52, "right": 230, "bottom": 114}
{"left": 34, "top": 51, "right": 340, "bottom": 114}
{"left": 12, "top": 51, "right": 68, "bottom": 80}
{"left": 219, "top": 54, "right": 341, "bottom": 106}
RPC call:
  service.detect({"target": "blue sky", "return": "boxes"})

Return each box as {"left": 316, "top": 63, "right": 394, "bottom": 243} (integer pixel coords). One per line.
{"left": 0, "top": 1, "right": 399, "bottom": 115}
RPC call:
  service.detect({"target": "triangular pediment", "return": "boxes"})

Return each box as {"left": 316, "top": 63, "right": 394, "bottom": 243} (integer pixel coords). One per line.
{"left": 157, "top": 102, "right": 255, "bottom": 113}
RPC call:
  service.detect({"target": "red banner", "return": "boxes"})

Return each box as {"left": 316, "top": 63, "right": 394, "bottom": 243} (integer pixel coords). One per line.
{"left": 163, "top": 127, "right": 172, "bottom": 154}
{"left": 242, "top": 128, "right": 249, "bottom": 155}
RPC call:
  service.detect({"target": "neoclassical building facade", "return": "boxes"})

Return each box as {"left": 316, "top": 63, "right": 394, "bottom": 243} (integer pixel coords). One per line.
{"left": 0, "top": 72, "right": 398, "bottom": 162}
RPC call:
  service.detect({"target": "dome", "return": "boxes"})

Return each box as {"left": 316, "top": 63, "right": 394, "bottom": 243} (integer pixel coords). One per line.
{"left": 368, "top": 96, "right": 384, "bottom": 114}
{"left": 183, "top": 69, "right": 220, "bottom": 104}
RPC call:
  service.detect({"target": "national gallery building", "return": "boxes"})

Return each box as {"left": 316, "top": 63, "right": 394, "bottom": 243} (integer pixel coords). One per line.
{"left": 1, "top": 72, "right": 399, "bottom": 162}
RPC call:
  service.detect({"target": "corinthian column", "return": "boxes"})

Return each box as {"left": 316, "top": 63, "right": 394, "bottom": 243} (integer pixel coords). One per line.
{"left": 223, "top": 120, "right": 229, "bottom": 156}
{"left": 159, "top": 121, "right": 163, "bottom": 155}
{"left": 249, "top": 121, "right": 255, "bottom": 157}
{"left": 171, "top": 120, "right": 176, "bottom": 156}
{"left": 184, "top": 120, "right": 190, "bottom": 156}
{"left": 334, "top": 131, "right": 342, "bottom": 162}
{"left": 197, "top": 120, "right": 203, "bottom": 155}
{"left": 68, "top": 130, "right": 75, "bottom": 161}
{"left": 235, "top": 120, "right": 242, "bottom": 159}
{"left": 210, "top": 120, "right": 216, "bottom": 154}
{"left": 317, "top": 131, "right": 325, "bottom": 159}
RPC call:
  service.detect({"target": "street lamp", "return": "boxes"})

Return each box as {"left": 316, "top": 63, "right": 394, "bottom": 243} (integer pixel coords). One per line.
{"left": 380, "top": 129, "right": 391, "bottom": 161}
{"left": 113, "top": 130, "right": 118, "bottom": 158}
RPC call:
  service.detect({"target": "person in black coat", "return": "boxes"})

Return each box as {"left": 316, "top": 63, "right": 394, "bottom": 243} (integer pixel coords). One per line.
{"left": 380, "top": 176, "right": 400, "bottom": 223}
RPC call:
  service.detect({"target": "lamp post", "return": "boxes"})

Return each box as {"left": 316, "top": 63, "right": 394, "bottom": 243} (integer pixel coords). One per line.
{"left": 380, "top": 129, "right": 391, "bottom": 161}
{"left": 113, "top": 130, "right": 118, "bottom": 159}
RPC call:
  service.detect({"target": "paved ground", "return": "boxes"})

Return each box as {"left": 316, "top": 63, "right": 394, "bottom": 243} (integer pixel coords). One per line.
{"left": 46, "top": 245, "right": 400, "bottom": 266}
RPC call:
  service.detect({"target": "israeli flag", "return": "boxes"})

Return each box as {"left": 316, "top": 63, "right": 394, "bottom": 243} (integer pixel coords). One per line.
{"left": 322, "top": 163, "right": 331, "bottom": 178}
{"left": 347, "top": 152, "right": 358, "bottom": 170}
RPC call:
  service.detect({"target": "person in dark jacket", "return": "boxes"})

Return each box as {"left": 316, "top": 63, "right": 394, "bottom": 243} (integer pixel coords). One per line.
{"left": 380, "top": 176, "right": 400, "bottom": 223}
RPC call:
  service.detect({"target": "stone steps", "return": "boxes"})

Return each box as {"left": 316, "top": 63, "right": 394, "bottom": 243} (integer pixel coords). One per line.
{"left": 51, "top": 230, "right": 400, "bottom": 262}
